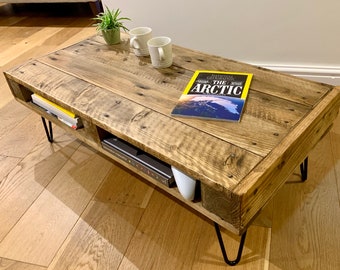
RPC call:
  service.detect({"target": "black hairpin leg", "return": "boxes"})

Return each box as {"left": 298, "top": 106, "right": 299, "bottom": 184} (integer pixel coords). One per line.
{"left": 214, "top": 222, "right": 247, "bottom": 266}
{"left": 299, "top": 157, "right": 308, "bottom": 181}
{"left": 41, "top": 117, "right": 53, "bottom": 143}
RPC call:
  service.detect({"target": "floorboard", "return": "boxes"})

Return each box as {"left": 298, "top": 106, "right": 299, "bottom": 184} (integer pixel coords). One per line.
{"left": 0, "top": 143, "right": 112, "bottom": 266}
{"left": 48, "top": 165, "right": 154, "bottom": 269}
{"left": 269, "top": 134, "right": 340, "bottom": 270}
{"left": 0, "top": 257, "right": 46, "bottom": 270}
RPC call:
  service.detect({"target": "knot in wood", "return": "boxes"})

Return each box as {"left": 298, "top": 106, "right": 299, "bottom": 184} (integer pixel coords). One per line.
{"left": 131, "top": 110, "right": 151, "bottom": 122}
{"left": 224, "top": 153, "right": 236, "bottom": 166}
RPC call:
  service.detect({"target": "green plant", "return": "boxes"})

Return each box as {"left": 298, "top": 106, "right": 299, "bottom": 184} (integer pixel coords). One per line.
{"left": 93, "top": 6, "right": 131, "bottom": 32}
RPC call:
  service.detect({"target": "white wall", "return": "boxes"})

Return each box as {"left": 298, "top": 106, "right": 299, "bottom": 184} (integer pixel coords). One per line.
{"left": 103, "top": 0, "right": 340, "bottom": 84}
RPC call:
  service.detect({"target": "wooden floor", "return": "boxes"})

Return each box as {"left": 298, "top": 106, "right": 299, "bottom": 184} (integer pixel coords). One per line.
{"left": 0, "top": 3, "right": 339, "bottom": 269}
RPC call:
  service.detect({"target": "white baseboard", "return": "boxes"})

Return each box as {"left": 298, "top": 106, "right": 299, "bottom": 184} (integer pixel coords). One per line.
{"left": 254, "top": 64, "right": 340, "bottom": 85}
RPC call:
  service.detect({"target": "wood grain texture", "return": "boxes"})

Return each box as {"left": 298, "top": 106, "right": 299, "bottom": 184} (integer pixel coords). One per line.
{"left": 120, "top": 190, "right": 271, "bottom": 270}
{"left": 269, "top": 133, "right": 340, "bottom": 270}
{"left": 37, "top": 45, "right": 304, "bottom": 156}
{"left": 48, "top": 201, "right": 144, "bottom": 270}
{"left": 94, "top": 163, "right": 154, "bottom": 208}
{"left": 0, "top": 257, "right": 46, "bottom": 270}
{"left": 0, "top": 112, "right": 44, "bottom": 158}
{"left": 0, "top": 117, "right": 79, "bottom": 240}
{"left": 329, "top": 106, "right": 340, "bottom": 202}
{"left": 5, "top": 32, "right": 340, "bottom": 234}
{"left": 0, "top": 13, "right": 95, "bottom": 108}
{"left": 0, "top": 144, "right": 112, "bottom": 266}
{"left": 5, "top": 60, "right": 263, "bottom": 191}
{"left": 237, "top": 86, "right": 340, "bottom": 232}
{"left": 47, "top": 144, "right": 150, "bottom": 270}
{"left": 0, "top": 100, "right": 30, "bottom": 139}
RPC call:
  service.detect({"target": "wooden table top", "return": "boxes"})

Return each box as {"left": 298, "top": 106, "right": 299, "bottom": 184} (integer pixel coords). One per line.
{"left": 5, "top": 33, "right": 340, "bottom": 234}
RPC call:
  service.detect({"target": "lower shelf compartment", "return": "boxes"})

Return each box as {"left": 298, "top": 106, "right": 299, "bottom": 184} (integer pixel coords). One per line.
{"left": 102, "top": 136, "right": 175, "bottom": 187}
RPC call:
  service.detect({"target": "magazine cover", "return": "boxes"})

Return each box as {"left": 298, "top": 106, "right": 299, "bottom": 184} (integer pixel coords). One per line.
{"left": 171, "top": 70, "right": 253, "bottom": 122}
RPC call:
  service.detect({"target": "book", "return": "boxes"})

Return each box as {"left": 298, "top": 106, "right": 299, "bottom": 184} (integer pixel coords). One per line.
{"left": 31, "top": 94, "right": 83, "bottom": 129}
{"left": 171, "top": 70, "right": 253, "bottom": 122}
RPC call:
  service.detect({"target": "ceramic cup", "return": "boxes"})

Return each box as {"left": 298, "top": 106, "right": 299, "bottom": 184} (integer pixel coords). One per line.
{"left": 129, "top": 27, "right": 152, "bottom": 56}
{"left": 147, "top": 36, "right": 172, "bottom": 68}
{"left": 171, "top": 166, "right": 196, "bottom": 201}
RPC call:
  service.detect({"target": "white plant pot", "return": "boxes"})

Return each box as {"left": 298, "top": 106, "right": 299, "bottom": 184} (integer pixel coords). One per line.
{"left": 171, "top": 166, "right": 196, "bottom": 201}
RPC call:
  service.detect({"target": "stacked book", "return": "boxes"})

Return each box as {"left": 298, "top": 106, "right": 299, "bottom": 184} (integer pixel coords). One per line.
{"left": 31, "top": 94, "right": 83, "bottom": 129}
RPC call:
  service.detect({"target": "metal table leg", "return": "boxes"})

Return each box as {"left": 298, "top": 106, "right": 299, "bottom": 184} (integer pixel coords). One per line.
{"left": 41, "top": 117, "right": 53, "bottom": 143}
{"left": 214, "top": 222, "right": 247, "bottom": 266}
{"left": 299, "top": 157, "right": 308, "bottom": 181}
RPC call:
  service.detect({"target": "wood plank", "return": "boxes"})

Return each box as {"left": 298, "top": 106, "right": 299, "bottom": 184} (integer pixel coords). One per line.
{"left": 0, "top": 257, "right": 46, "bottom": 270}
{"left": 329, "top": 113, "right": 340, "bottom": 201}
{"left": 169, "top": 40, "right": 332, "bottom": 107}
{"left": 0, "top": 99, "right": 30, "bottom": 139}
{"left": 0, "top": 101, "right": 28, "bottom": 178}
{"left": 41, "top": 37, "right": 311, "bottom": 142}
{"left": 0, "top": 78, "right": 14, "bottom": 108}
{"left": 0, "top": 17, "right": 43, "bottom": 49}
{"left": 269, "top": 134, "right": 340, "bottom": 270}
{"left": 0, "top": 155, "right": 21, "bottom": 185}
{"left": 0, "top": 19, "right": 94, "bottom": 67}
{"left": 120, "top": 190, "right": 205, "bottom": 270}
{"left": 0, "top": 112, "right": 48, "bottom": 157}
{"left": 237, "top": 87, "right": 340, "bottom": 233}
{"left": 73, "top": 34, "right": 333, "bottom": 107}
{"left": 120, "top": 190, "right": 270, "bottom": 270}
{"left": 5, "top": 61, "right": 263, "bottom": 191}
{"left": 0, "top": 15, "right": 26, "bottom": 27}
{"left": 37, "top": 47, "right": 306, "bottom": 156}
{"left": 48, "top": 200, "right": 144, "bottom": 270}
{"left": 1, "top": 27, "right": 66, "bottom": 67}
{"left": 48, "top": 151, "right": 152, "bottom": 269}
{"left": 0, "top": 16, "right": 87, "bottom": 54}
{"left": 7, "top": 58, "right": 282, "bottom": 157}
{"left": 54, "top": 27, "right": 95, "bottom": 51}
{"left": 0, "top": 144, "right": 112, "bottom": 266}
{"left": 0, "top": 130, "right": 79, "bottom": 240}
{"left": 94, "top": 163, "right": 154, "bottom": 208}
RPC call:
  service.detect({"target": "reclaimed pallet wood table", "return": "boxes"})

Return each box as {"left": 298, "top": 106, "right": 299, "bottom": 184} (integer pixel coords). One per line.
{"left": 5, "top": 33, "right": 340, "bottom": 265}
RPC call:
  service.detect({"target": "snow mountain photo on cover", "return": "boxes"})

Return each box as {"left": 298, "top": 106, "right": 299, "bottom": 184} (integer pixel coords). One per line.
{"left": 172, "top": 94, "right": 245, "bottom": 121}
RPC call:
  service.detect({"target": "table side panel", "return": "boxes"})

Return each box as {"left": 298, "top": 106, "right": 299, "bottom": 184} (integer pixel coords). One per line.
{"left": 237, "top": 87, "right": 340, "bottom": 232}
{"left": 201, "top": 87, "right": 340, "bottom": 234}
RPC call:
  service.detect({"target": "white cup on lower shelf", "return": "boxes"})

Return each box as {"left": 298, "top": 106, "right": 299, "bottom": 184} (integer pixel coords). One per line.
{"left": 171, "top": 166, "right": 196, "bottom": 201}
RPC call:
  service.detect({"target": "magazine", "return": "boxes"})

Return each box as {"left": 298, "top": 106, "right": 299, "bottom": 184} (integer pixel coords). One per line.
{"left": 31, "top": 94, "right": 83, "bottom": 129}
{"left": 171, "top": 70, "right": 253, "bottom": 122}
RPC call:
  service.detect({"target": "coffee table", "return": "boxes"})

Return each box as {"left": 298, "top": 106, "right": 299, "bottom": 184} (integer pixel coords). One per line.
{"left": 5, "top": 34, "right": 340, "bottom": 265}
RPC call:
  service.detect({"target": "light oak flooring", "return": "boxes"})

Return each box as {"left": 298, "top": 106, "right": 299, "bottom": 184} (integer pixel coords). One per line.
{"left": 0, "top": 3, "right": 339, "bottom": 269}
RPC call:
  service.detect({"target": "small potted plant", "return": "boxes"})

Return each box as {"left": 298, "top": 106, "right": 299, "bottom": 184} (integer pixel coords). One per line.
{"left": 93, "top": 6, "right": 131, "bottom": 45}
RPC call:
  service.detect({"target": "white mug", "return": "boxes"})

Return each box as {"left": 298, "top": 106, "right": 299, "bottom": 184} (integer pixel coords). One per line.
{"left": 129, "top": 27, "right": 152, "bottom": 56}
{"left": 171, "top": 166, "right": 196, "bottom": 201}
{"left": 147, "top": 36, "right": 172, "bottom": 68}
